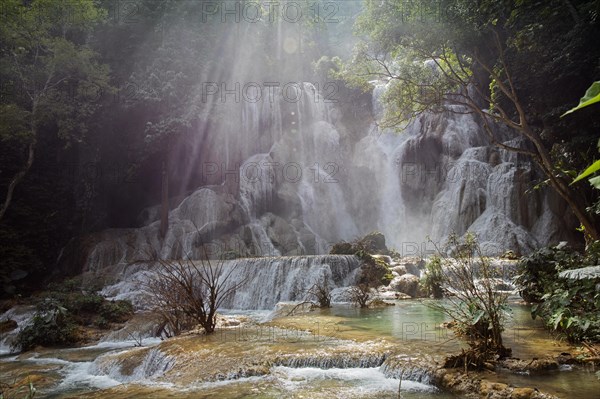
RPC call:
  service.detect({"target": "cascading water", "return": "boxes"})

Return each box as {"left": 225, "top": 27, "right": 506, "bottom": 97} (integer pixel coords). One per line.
{"left": 98, "top": 255, "right": 361, "bottom": 311}
{"left": 64, "top": 67, "right": 579, "bottom": 302}
{"left": 218, "top": 255, "right": 360, "bottom": 309}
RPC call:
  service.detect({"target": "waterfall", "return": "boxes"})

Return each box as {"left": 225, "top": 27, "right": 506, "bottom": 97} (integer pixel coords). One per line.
{"left": 380, "top": 355, "right": 440, "bottom": 385}
{"left": 219, "top": 255, "right": 361, "bottom": 310}
{"left": 98, "top": 255, "right": 361, "bottom": 311}
{"left": 274, "top": 353, "right": 386, "bottom": 369}
{"left": 346, "top": 83, "right": 576, "bottom": 255}
{"left": 90, "top": 348, "right": 175, "bottom": 383}
{"left": 64, "top": 79, "right": 578, "bottom": 282}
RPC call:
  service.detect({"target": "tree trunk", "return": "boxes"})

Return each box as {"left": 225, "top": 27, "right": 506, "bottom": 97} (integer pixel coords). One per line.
{"left": 160, "top": 160, "right": 169, "bottom": 238}
{"left": 522, "top": 126, "right": 600, "bottom": 241}
{"left": 0, "top": 140, "right": 35, "bottom": 222}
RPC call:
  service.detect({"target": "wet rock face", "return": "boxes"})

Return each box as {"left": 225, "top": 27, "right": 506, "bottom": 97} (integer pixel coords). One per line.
{"left": 390, "top": 274, "right": 422, "bottom": 298}
{"left": 499, "top": 357, "right": 560, "bottom": 373}
{"left": 65, "top": 82, "right": 580, "bottom": 279}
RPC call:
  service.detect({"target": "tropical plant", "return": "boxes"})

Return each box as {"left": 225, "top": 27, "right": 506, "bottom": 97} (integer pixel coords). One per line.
{"left": 13, "top": 299, "right": 78, "bottom": 351}
{"left": 516, "top": 241, "right": 600, "bottom": 342}
{"left": 564, "top": 82, "right": 600, "bottom": 191}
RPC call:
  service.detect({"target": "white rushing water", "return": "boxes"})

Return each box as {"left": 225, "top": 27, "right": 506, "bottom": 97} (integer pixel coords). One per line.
{"left": 99, "top": 255, "right": 361, "bottom": 311}
{"left": 271, "top": 366, "right": 438, "bottom": 395}
{"left": 72, "top": 78, "right": 577, "bottom": 286}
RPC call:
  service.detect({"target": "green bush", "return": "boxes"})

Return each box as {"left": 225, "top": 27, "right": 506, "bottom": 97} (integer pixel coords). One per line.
{"left": 422, "top": 255, "right": 444, "bottom": 299}
{"left": 515, "top": 241, "right": 600, "bottom": 342}
{"left": 330, "top": 233, "right": 393, "bottom": 288}
{"left": 329, "top": 232, "right": 390, "bottom": 257}
{"left": 329, "top": 241, "right": 355, "bottom": 255}
{"left": 94, "top": 316, "right": 109, "bottom": 329}
{"left": 99, "top": 300, "right": 133, "bottom": 323}
{"left": 14, "top": 299, "right": 78, "bottom": 351}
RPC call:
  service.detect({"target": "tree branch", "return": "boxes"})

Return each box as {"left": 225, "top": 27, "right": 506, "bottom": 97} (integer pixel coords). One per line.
{"left": 0, "top": 140, "right": 36, "bottom": 221}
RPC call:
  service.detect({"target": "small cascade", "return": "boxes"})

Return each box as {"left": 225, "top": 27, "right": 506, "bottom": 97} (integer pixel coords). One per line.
{"left": 380, "top": 355, "right": 440, "bottom": 385}
{"left": 274, "top": 353, "right": 386, "bottom": 369}
{"left": 98, "top": 255, "right": 361, "bottom": 311}
{"left": 218, "top": 255, "right": 361, "bottom": 310}
{"left": 90, "top": 347, "right": 175, "bottom": 383}
{"left": 0, "top": 306, "right": 35, "bottom": 354}
{"left": 270, "top": 366, "right": 439, "bottom": 396}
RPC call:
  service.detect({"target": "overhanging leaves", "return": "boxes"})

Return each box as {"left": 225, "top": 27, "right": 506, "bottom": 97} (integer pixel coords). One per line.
{"left": 562, "top": 81, "right": 600, "bottom": 117}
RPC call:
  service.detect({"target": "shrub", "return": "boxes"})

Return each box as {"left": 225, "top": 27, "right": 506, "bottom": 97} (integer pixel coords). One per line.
{"left": 430, "top": 233, "right": 511, "bottom": 368}
{"left": 307, "top": 276, "right": 332, "bottom": 308}
{"left": 422, "top": 255, "right": 444, "bottom": 299}
{"left": 99, "top": 300, "right": 134, "bottom": 323}
{"left": 329, "top": 232, "right": 389, "bottom": 256}
{"left": 144, "top": 255, "right": 245, "bottom": 336}
{"left": 14, "top": 299, "right": 78, "bottom": 351}
{"left": 287, "top": 276, "right": 332, "bottom": 315}
{"left": 329, "top": 241, "right": 354, "bottom": 255}
{"left": 515, "top": 241, "right": 600, "bottom": 342}
{"left": 347, "top": 284, "right": 371, "bottom": 308}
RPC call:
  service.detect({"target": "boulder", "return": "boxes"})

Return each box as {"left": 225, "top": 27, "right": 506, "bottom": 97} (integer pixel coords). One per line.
{"left": 362, "top": 231, "right": 388, "bottom": 253}
{"left": 511, "top": 388, "right": 536, "bottom": 399}
{"left": 391, "top": 274, "right": 421, "bottom": 297}
{"left": 390, "top": 265, "right": 408, "bottom": 276}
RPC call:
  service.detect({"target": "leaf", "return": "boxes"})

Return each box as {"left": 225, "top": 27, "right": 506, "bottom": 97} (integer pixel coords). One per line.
{"left": 566, "top": 317, "right": 575, "bottom": 329}
{"left": 558, "top": 265, "right": 600, "bottom": 280}
{"left": 590, "top": 176, "right": 600, "bottom": 189}
{"left": 561, "top": 81, "right": 600, "bottom": 117}
{"left": 582, "top": 320, "right": 590, "bottom": 332}
{"left": 553, "top": 312, "right": 563, "bottom": 330}
{"left": 571, "top": 160, "right": 600, "bottom": 184}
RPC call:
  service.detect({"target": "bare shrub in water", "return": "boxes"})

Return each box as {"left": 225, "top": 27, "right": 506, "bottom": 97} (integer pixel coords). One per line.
{"left": 144, "top": 247, "right": 245, "bottom": 336}
{"left": 287, "top": 276, "right": 332, "bottom": 316}
{"left": 347, "top": 284, "right": 371, "bottom": 308}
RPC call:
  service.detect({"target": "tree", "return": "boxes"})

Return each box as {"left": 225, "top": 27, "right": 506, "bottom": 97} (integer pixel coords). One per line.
{"left": 0, "top": 0, "right": 111, "bottom": 221}
{"left": 339, "top": 0, "right": 600, "bottom": 240}
{"left": 122, "top": 1, "right": 220, "bottom": 236}
{"left": 144, "top": 248, "right": 246, "bottom": 335}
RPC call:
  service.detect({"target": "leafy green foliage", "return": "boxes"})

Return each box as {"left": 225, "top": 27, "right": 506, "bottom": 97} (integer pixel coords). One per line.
{"left": 330, "top": 232, "right": 392, "bottom": 286}
{"left": 0, "top": 0, "right": 111, "bottom": 145}
{"left": 45, "top": 278, "right": 133, "bottom": 327}
{"left": 562, "top": 81, "right": 600, "bottom": 117}
{"left": 343, "top": 0, "right": 600, "bottom": 239}
{"left": 516, "top": 241, "right": 600, "bottom": 342}
{"left": 564, "top": 82, "right": 600, "bottom": 191}
{"left": 572, "top": 160, "right": 600, "bottom": 187}
{"left": 13, "top": 278, "right": 134, "bottom": 351}
{"left": 0, "top": 0, "right": 113, "bottom": 293}
{"left": 14, "top": 299, "right": 78, "bottom": 351}
{"left": 559, "top": 265, "right": 600, "bottom": 280}
{"left": 422, "top": 255, "right": 444, "bottom": 299}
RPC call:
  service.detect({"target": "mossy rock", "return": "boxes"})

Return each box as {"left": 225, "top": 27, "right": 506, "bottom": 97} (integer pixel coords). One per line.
{"left": 362, "top": 231, "right": 388, "bottom": 253}
{"left": 330, "top": 242, "right": 355, "bottom": 255}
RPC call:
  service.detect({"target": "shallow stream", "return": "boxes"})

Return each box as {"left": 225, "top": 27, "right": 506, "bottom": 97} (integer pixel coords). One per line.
{"left": 1, "top": 299, "right": 598, "bottom": 398}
